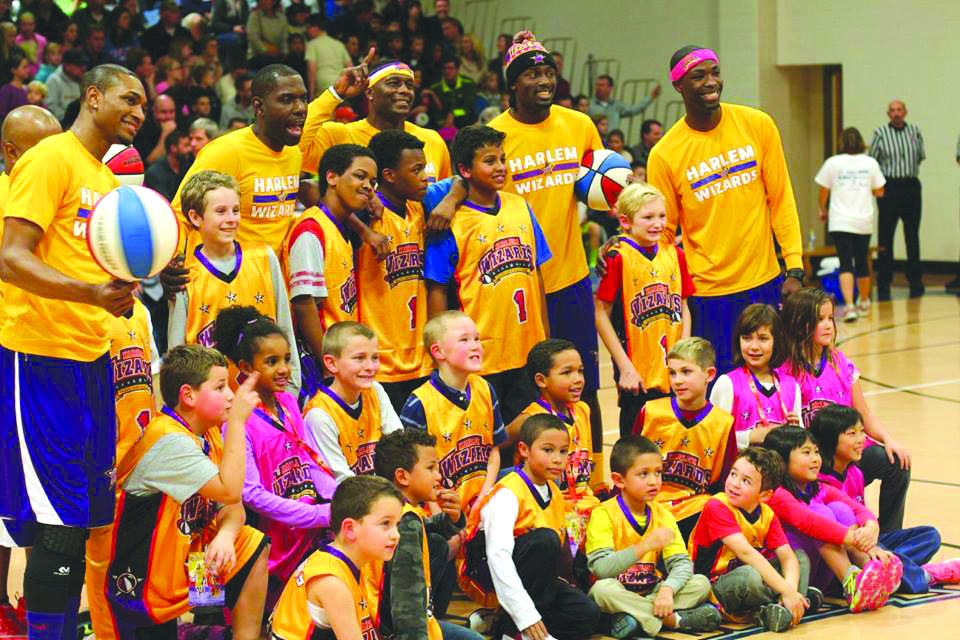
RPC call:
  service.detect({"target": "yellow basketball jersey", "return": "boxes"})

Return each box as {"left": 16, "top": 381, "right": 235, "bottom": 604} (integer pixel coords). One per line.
{"left": 184, "top": 242, "right": 276, "bottom": 347}
{"left": 109, "top": 298, "right": 155, "bottom": 466}
{"left": 0, "top": 172, "right": 9, "bottom": 330}
{"left": 357, "top": 195, "right": 427, "bottom": 382}
{"left": 303, "top": 386, "right": 383, "bottom": 475}
{"left": 172, "top": 126, "right": 302, "bottom": 255}
{"left": 689, "top": 493, "right": 778, "bottom": 581}
{"left": 640, "top": 397, "right": 735, "bottom": 521}
{"left": 2, "top": 131, "right": 120, "bottom": 360}
{"left": 412, "top": 374, "right": 495, "bottom": 511}
{"left": 449, "top": 194, "right": 546, "bottom": 374}
{"left": 270, "top": 546, "right": 380, "bottom": 640}
{"left": 614, "top": 238, "right": 685, "bottom": 394}
{"left": 475, "top": 470, "right": 566, "bottom": 539}
{"left": 281, "top": 205, "right": 358, "bottom": 327}
{"left": 516, "top": 399, "right": 597, "bottom": 512}
{"left": 300, "top": 89, "right": 452, "bottom": 183}
{"left": 592, "top": 497, "right": 675, "bottom": 594}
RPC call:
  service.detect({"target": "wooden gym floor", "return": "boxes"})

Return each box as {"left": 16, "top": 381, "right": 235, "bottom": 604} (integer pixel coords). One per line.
{"left": 6, "top": 280, "right": 960, "bottom": 637}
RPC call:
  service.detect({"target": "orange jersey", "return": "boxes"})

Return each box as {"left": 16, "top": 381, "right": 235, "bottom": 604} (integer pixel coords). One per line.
{"left": 2, "top": 131, "right": 119, "bottom": 360}
{"left": 281, "top": 205, "right": 358, "bottom": 326}
{"left": 689, "top": 493, "right": 780, "bottom": 582}
{"left": 426, "top": 193, "right": 547, "bottom": 374}
{"left": 411, "top": 374, "right": 496, "bottom": 511}
{"left": 109, "top": 298, "right": 156, "bottom": 466}
{"left": 106, "top": 412, "right": 264, "bottom": 626}
{"left": 300, "top": 89, "right": 451, "bottom": 182}
{"left": 639, "top": 397, "right": 736, "bottom": 521}
{"left": 516, "top": 399, "right": 597, "bottom": 512}
{"left": 606, "top": 238, "right": 685, "bottom": 393}
{"left": 489, "top": 106, "right": 602, "bottom": 293}
{"left": 357, "top": 195, "right": 427, "bottom": 382}
{"left": 172, "top": 126, "right": 302, "bottom": 255}
{"left": 183, "top": 242, "right": 277, "bottom": 347}
{"left": 270, "top": 546, "right": 381, "bottom": 640}
{"left": 303, "top": 386, "right": 383, "bottom": 475}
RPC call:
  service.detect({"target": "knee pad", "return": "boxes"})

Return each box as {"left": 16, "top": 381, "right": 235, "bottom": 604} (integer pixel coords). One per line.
{"left": 36, "top": 523, "right": 90, "bottom": 557}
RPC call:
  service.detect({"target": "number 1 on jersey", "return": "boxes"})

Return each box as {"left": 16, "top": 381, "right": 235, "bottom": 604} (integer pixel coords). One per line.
{"left": 407, "top": 296, "right": 416, "bottom": 330}
{"left": 659, "top": 335, "right": 669, "bottom": 366}
{"left": 513, "top": 289, "right": 527, "bottom": 323}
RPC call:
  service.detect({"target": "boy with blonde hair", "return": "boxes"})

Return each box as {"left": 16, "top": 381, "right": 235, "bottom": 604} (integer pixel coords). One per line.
{"left": 168, "top": 170, "right": 299, "bottom": 391}
{"left": 636, "top": 337, "right": 737, "bottom": 539}
{"left": 303, "top": 321, "right": 402, "bottom": 481}
{"left": 596, "top": 181, "right": 694, "bottom": 437}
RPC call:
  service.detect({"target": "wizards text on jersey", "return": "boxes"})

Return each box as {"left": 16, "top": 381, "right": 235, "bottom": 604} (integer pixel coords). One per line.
{"left": 438, "top": 434, "right": 491, "bottom": 489}
{"left": 478, "top": 236, "right": 534, "bottom": 285}
{"left": 112, "top": 346, "right": 152, "bottom": 398}
{"left": 384, "top": 243, "right": 424, "bottom": 287}
{"left": 508, "top": 146, "right": 580, "bottom": 195}
{"left": 630, "top": 283, "right": 682, "bottom": 329}
{"left": 662, "top": 451, "right": 709, "bottom": 493}
{"left": 73, "top": 186, "right": 105, "bottom": 238}
{"left": 252, "top": 175, "right": 300, "bottom": 219}
{"left": 273, "top": 456, "right": 318, "bottom": 501}
{"left": 685, "top": 145, "right": 758, "bottom": 203}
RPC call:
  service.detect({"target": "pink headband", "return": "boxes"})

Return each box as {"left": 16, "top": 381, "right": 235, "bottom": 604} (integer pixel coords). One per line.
{"left": 670, "top": 48, "right": 718, "bottom": 82}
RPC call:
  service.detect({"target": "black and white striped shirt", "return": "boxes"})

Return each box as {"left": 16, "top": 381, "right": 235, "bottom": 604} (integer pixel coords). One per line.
{"left": 869, "top": 122, "right": 925, "bottom": 179}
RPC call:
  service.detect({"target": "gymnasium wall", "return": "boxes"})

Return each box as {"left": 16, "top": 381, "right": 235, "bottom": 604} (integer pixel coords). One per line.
{"left": 450, "top": 0, "right": 959, "bottom": 262}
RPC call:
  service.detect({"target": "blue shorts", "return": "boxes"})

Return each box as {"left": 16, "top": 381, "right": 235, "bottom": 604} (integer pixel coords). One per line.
{"left": 0, "top": 347, "right": 117, "bottom": 528}
{"left": 545, "top": 276, "right": 600, "bottom": 392}
{"left": 688, "top": 276, "right": 782, "bottom": 374}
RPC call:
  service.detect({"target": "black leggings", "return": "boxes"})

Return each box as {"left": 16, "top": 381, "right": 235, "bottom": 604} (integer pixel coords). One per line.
{"left": 831, "top": 231, "right": 871, "bottom": 278}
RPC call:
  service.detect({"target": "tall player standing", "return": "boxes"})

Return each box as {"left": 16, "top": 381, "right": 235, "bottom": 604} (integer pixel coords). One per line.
{"left": 487, "top": 32, "right": 607, "bottom": 478}
{"left": 0, "top": 64, "right": 145, "bottom": 640}
{"left": 646, "top": 47, "right": 804, "bottom": 372}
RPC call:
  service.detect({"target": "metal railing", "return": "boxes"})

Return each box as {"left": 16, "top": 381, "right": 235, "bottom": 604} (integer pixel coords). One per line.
{"left": 462, "top": 0, "right": 498, "bottom": 54}
{"left": 540, "top": 36, "right": 578, "bottom": 91}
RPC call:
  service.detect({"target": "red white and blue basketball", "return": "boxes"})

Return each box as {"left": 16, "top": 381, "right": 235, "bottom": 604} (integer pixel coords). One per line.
{"left": 86, "top": 185, "right": 180, "bottom": 281}
{"left": 103, "top": 144, "right": 145, "bottom": 187}
{"left": 574, "top": 149, "right": 632, "bottom": 210}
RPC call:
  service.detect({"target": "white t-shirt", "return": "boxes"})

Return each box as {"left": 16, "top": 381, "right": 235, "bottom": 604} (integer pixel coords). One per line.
{"left": 814, "top": 153, "right": 885, "bottom": 235}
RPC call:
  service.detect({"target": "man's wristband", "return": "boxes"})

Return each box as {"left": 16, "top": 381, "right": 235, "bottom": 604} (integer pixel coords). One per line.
{"left": 784, "top": 268, "right": 805, "bottom": 282}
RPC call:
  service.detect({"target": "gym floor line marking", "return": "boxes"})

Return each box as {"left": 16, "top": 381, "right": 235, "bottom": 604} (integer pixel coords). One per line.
{"left": 913, "top": 478, "right": 960, "bottom": 489}
{"left": 861, "top": 376, "right": 960, "bottom": 398}
{"left": 846, "top": 339, "right": 960, "bottom": 359}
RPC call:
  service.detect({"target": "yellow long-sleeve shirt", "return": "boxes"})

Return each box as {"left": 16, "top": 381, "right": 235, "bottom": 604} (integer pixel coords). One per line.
{"left": 647, "top": 103, "right": 802, "bottom": 296}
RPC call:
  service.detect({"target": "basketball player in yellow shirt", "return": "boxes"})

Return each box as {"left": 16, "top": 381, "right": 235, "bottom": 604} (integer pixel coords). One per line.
{"left": 0, "top": 104, "right": 62, "bottom": 635}
{"left": 646, "top": 46, "right": 803, "bottom": 372}
{"left": 0, "top": 64, "right": 144, "bottom": 637}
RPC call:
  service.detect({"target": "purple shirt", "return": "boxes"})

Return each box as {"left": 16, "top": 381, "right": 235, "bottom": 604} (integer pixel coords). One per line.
{"left": 0, "top": 84, "right": 28, "bottom": 123}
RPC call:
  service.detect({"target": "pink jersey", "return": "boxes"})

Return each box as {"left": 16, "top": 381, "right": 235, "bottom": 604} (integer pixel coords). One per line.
{"left": 818, "top": 464, "right": 867, "bottom": 506}
{"left": 240, "top": 391, "right": 337, "bottom": 581}
{"left": 779, "top": 349, "right": 858, "bottom": 427}
{"left": 727, "top": 366, "right": 799, "bottom": 433}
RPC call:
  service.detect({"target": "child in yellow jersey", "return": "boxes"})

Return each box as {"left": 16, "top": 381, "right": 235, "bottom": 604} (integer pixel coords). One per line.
{"left": 514, "top": 339, "right": 600, "bottom": 550}
{"left": 87, "top": 298, "right": 161, "bottom": 640}
{"left": 282, "top": 144, "right": 377, "bottom": 397}
{"left": 168, "top": 170, "right": 300, "bottom": 392}
{"left": 362, "top": 130, "right": 432, "bottom": 412}
{"left": 586, "top": 436, "right": 716, "bottom": 638}
{"left": 596, "top": 182, "right": 694, "bottom": 438}
{"left": 689, "top": 447, "right": 814, "bottom": 632}
{"left": 424, "top": 125, "right": 551, "bottom": 424}
{"left": 269, "top": 475, "right": 404, "bottom": 640}
{"left": 400, "top": 311, "right": 505, "bottom": 517}
{"left": 106, "top": 345, "right": 268, "bottom": 639}
{"left": 463, "top": 415, "right": 600, "bottom": 639}
{"left": 374, "top": 429, "right": 484, "bottom": 640}
{"left": 636, "top": 337, "right": 738, "bottom": 540}
{"left": 302, "top": 321, "right": 402, "bottom": 482}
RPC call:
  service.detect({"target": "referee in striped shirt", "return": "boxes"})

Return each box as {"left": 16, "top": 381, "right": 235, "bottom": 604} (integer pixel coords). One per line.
{"left": 870, "top": 100, "right": 925, "bottom": 299}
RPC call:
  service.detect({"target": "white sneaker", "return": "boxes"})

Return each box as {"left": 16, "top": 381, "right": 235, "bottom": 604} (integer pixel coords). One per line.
{"left": 858, "top": 298, "right": 872, "bottom": 314}
{"left": 842, "top": 306, "right": 859, "bottom": 322}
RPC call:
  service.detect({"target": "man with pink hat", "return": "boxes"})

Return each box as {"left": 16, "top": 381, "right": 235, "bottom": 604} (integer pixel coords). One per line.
{"left": 646, "top": 45, "right": 804, "bottom": 373}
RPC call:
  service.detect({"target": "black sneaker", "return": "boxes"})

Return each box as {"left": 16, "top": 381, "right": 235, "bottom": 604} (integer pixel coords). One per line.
{"left": 909, "top": 282, "right": 925, "bottom": 298}
{"left": 877, "top": 285, "right": 891, "bottom": 301}
{"left": 805, "top": 586, "right": 824, "bottom": 614}
{"left": 758, "top": 603, "right": 793, "bottom": 632}
{"left": 676, "top": 603, "right": 721, "bottom": 632}
{"left": 945, "top": 277, "right": 960, "bottom": 292}
{"left": 609, "top": 612, "right": 641, "bottom": 639}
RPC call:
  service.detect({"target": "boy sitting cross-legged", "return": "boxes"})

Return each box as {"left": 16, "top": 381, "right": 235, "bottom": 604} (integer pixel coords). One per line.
{"left": 688, "top": 447, "right": 814, "bottom": 633}
{"left": 586, "top": 435, "right": 717, "bottom": 638}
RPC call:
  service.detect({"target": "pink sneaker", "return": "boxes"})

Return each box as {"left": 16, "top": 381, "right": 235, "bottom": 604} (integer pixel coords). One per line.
{"left": 847, "top": 556, "right": 903, "bottom": 613}
{"left": 924, "top": 558, "right": 960, "bottom": 585}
